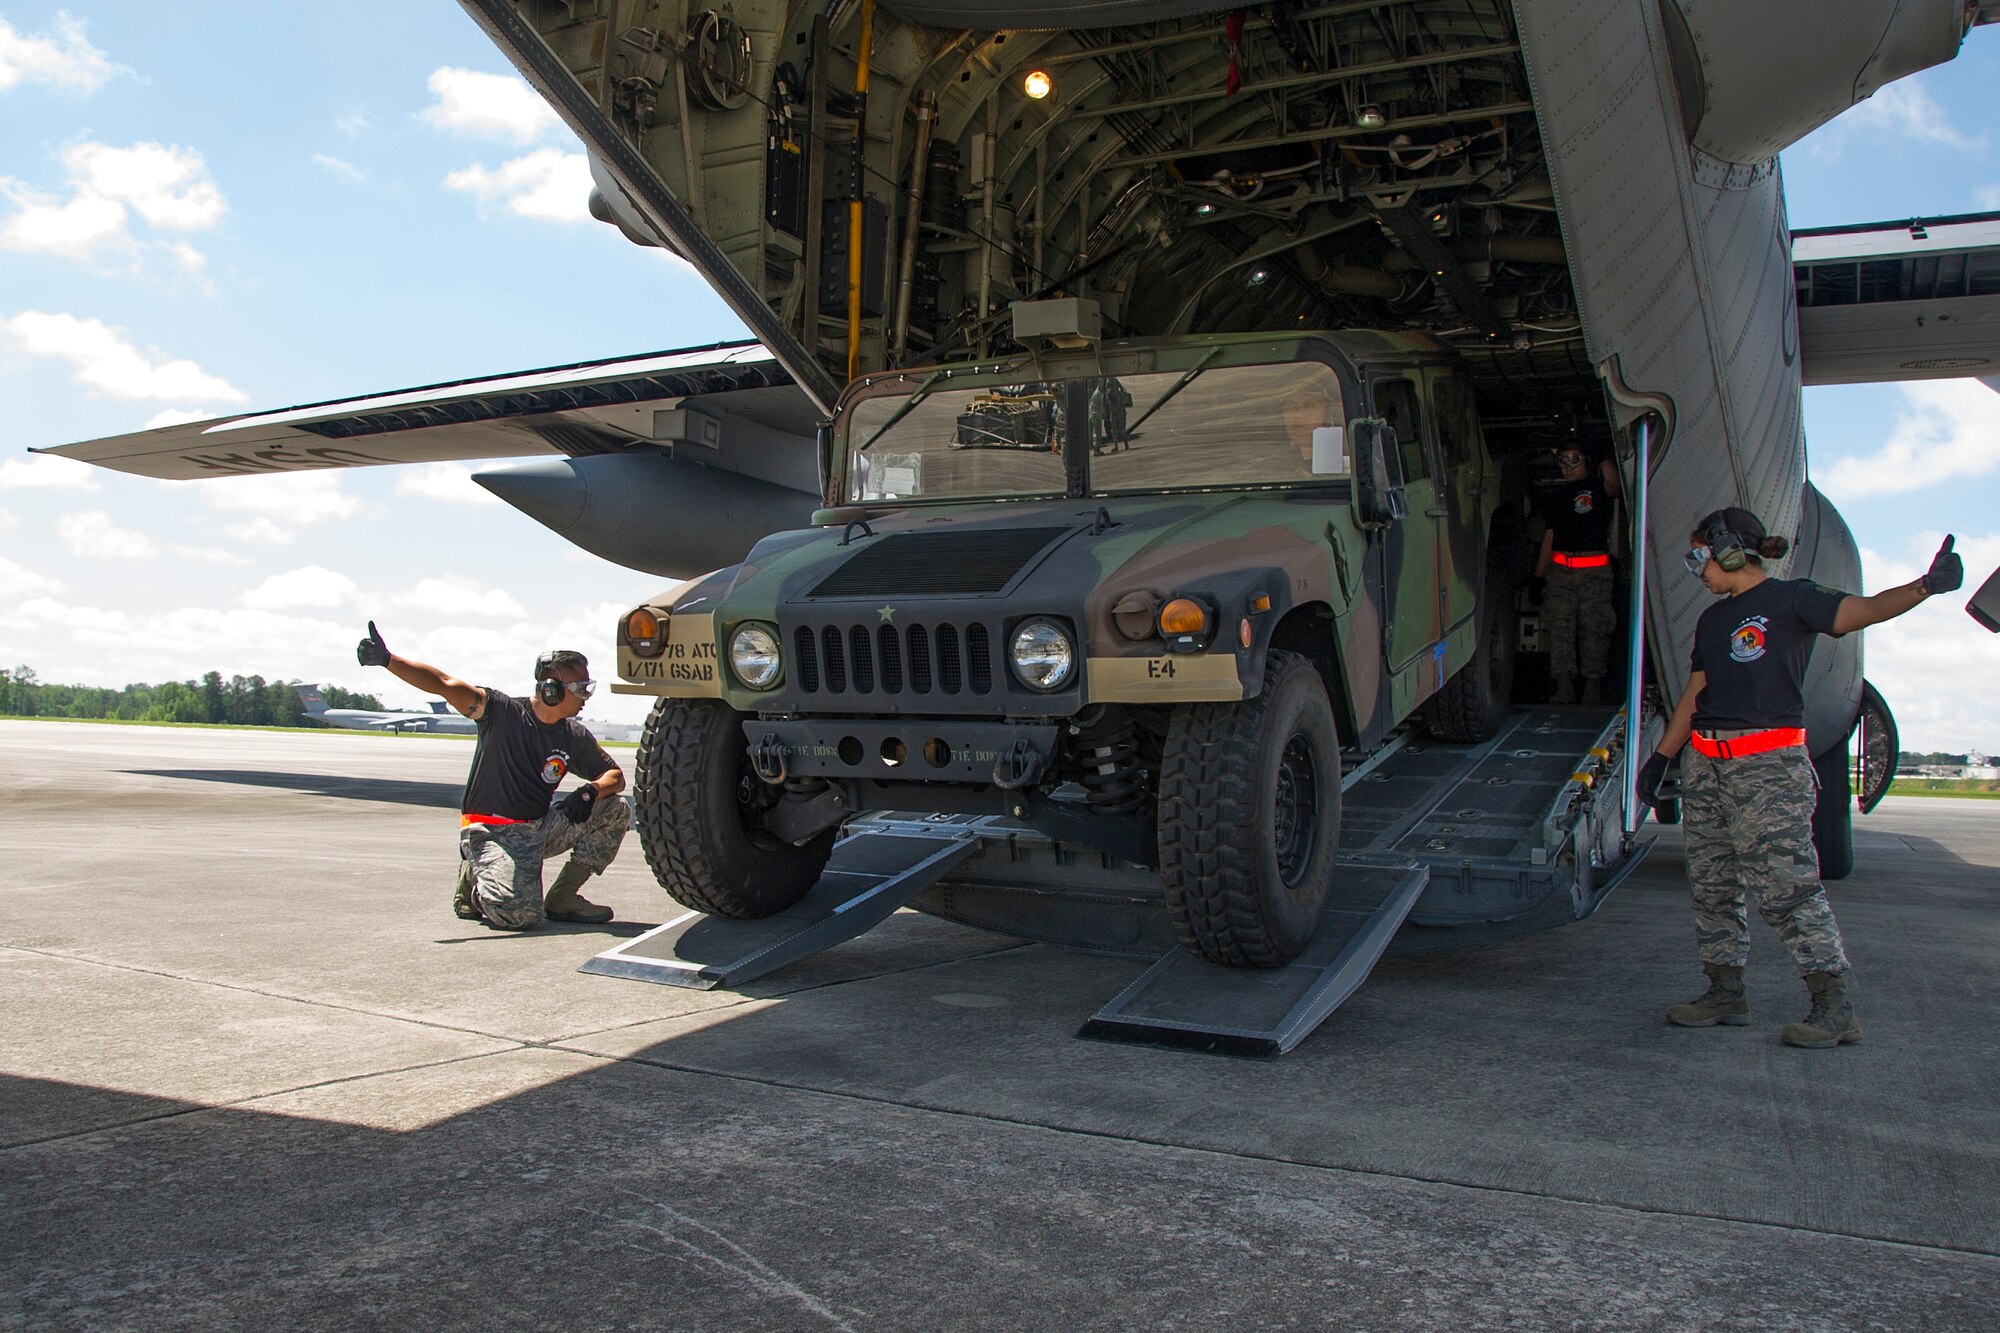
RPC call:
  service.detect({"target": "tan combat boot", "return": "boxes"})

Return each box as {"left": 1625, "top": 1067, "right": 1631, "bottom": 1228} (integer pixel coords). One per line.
{"left": 1551, "top": 674, "right": 1578, "bottom": 705}
{"left": 1665, "top": 963, "right": 1750, "bottom": 1027}
{"left": 452, "top": 859, "right": 481, "bottom": 921}
{"left": 543, "top": 861, "right": 614, "bottom": 924}
{"left": 1781, "top": 971, "right": 1862, "bottom": 1048}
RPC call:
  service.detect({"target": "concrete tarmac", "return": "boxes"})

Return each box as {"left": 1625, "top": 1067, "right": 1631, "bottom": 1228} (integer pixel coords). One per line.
{"left": 3, "top": 718, "right": 1997, "bottom": 1330}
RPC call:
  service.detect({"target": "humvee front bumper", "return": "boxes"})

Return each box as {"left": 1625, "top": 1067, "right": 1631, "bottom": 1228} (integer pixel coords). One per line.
{"left": 743, "top": 719, "right": 1061, "bottom": 788}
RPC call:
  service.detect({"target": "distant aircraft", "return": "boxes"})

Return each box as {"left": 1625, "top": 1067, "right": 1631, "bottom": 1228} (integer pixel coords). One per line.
{"left": 294, "top": 686, "right": 476, "bottom": 736}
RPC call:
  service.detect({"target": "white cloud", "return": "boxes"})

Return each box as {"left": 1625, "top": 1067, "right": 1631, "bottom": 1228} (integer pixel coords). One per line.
{"left": 0, "top": 310, "right": 247, "bottom": 402}
{"left": 0, "top": 554, "right": 62, "bottom": 598}
{"left": 1853, "top": 532, "right": 2000, "bottom": 753}
{"left": 0, "top": 140, "right": 226, "bottom": 264}
{"left": 311, "top": 153, "right": 364, "bottom": 182}
{"left": 240, "top": 565, "right": 358, "bottom": 610}
{"left": 394, "top": 461, "right": 501, "bottom": 506}
{"left": 169, "top": 543, "right": 245, "bottom": 566}
{"left": 335, "top": 110, "right": 370, "bottom": 138}
{"left": 0, "top": 11, "right": 120, "bottom": 94}
{"left": 0, "top": 506, "right": 14, "bottom": 531}
{"left": 1817, "top": 380, "right": 2000, "bottom": 499}
{"left": 144, "top": 407, "right": 218, "bottom": 428}
{"left": 1810, "top": 78, "right": 1988, "bottom": 161}
{"left": 420, "top": 67, "right": 558, "bottom": 143}
{"left": 195, "top": 471, "right": 362, "bottom": 543}
{"left": 0, "top": 454, "right": 99, "bottom": 490}
{"left": 57, "top": 508, "right": 157, "bottom": 559}
{"left": 386, "top": 575, "right": 527, "bottom": 620}
{"left": 442, "top": 149, "right": 591, "bottom": 223}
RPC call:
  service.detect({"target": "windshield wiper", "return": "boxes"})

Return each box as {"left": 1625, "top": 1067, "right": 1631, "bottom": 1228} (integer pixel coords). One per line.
{"left": 855, "top": 370, "right": 947, "bottom": 453}
{"left": 1121, "top": 345, "right": 1223, "bottom": 437}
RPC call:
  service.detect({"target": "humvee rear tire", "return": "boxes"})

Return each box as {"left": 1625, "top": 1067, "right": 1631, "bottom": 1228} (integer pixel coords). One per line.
{"left": 1426, "top": 568, "right": 1517, "bottom": 743}
{"left": 1159, "top": 651, "right": 1342, "bottom": 967}
{"left": 635, "top": 697, "right": 835, "bottom": 918}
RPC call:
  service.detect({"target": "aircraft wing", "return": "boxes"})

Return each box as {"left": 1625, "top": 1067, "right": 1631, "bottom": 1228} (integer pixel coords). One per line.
{"left": 32, "top": 341, "right": 794, "bottom": 480}
{"left": 1794, "top": 213, "right": 2000, "bottom": 386}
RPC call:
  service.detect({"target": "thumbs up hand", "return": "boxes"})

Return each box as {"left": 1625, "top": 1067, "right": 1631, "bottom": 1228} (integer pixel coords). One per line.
{"left": 356, "top": 621, "right": 392, "bottom": 667}
{"left": 1922, "top": 536, "right": 1963, "bottom": 595}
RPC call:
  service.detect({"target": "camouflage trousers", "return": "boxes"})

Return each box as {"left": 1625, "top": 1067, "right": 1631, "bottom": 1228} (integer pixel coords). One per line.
{"left": 1542, "top": 563, "right": 1615, "bottom": 679}
{"left": 459, "top": 794, "right": 631, "bottom": 930}
{"left": 1681, "top": 747, "right": 1849, "bottom": 976}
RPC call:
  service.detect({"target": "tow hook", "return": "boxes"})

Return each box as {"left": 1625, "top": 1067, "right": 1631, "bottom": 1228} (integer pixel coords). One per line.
{"left": 991, "top": 739, "right": 1044, "bottom": 790}
{"left": 749, "top": 733, "right": 789, "bottom": 785}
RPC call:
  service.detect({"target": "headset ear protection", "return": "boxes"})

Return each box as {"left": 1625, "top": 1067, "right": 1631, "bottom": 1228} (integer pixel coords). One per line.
{"left": 534, "top": 652, "right": 566, "bottom": 707}
{"left": 1702, "top": 514, "right": 1748, "bottom": 573}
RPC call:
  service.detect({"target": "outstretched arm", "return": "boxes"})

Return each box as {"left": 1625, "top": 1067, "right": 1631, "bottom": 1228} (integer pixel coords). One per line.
{"left": 1599, "top": 457, "right": 1622, "bottom": 498}
{"left": 356, "top": 622, "right": 486, "bottom": 719}
{"left": 1832, "top": 536, "right": 1962, "bottom": 635}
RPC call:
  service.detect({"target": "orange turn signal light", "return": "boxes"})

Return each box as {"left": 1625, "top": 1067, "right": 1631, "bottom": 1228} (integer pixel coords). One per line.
{"left": 1158, "top": 597, "right": 1210, "bottom": 638}
{"left": 625, "top": 607, "right": 666, "bottom": 656}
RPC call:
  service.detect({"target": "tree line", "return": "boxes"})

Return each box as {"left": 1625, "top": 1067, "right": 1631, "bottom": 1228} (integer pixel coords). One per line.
{"left": 0, "top": 666, "right": 382, "bottom": 727}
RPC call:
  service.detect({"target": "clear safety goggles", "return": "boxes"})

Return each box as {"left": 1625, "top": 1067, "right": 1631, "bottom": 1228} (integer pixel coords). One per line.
{"left": 1683, "top": 545, "right": 1712, "bottom": 576}
{"left": 563, "top": 678, "right": 596, "bottom": 701}
{"left": 1556, "top": 451, "right": 1585, "bottom": 469}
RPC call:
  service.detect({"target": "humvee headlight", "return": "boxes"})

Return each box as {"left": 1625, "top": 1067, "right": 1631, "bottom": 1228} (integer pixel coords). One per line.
{"left": 623, "top": 607, "right": 665, "bottom": 657}
{"left": 1009, "top": 620, "right": 1075, "bottom": 692}
{"left": 1158, "top": 596, "right": 1214, "bottom": 651}
{"left": 728, "top": 623, "right": 783, "bottom": 690}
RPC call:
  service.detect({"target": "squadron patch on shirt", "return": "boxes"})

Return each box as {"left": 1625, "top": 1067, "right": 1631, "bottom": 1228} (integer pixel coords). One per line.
{"left": 1572, "top": 490, "right": 1595, "bottom": 514}
{"left": 1730, "top": 616, "right": 1769, "bottom": 663}
{"left": 540, "top": 752, "right": 571, "bottom": 785}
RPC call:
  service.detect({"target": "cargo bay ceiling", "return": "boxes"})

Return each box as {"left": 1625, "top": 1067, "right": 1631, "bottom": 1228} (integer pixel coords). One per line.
{"left": 473, "top": 0, "right": 1594, "bottom": 439}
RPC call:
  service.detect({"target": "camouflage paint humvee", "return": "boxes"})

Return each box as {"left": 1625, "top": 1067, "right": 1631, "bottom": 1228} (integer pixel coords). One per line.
{"left": 616, "top": 326, "right": 1523, "bottom": 966}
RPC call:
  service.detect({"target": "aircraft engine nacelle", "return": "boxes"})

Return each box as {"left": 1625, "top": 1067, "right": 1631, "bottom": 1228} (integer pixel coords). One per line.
{"left": 473, "top": 453, "right": 819, "bottom": 579}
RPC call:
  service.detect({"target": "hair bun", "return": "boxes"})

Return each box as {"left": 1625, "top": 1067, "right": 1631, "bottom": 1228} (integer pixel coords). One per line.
{"left": 1758, "top": 535, "right": 1789, "bottom": 559}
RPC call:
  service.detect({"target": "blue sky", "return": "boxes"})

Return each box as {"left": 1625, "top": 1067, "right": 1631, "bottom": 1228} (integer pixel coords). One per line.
{"left": 1, "top": 5, "right": 1997, "bottom": 746}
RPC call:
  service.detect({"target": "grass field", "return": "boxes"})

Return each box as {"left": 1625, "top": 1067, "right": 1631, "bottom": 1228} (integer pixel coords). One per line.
{"left": 1883, "top": 780, "right": 2000, "bottom": 800}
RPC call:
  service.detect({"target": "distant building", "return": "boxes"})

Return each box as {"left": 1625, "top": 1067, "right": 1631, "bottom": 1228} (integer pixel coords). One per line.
{"left": 583, "top": 718, "right": 643, "bottom": 744}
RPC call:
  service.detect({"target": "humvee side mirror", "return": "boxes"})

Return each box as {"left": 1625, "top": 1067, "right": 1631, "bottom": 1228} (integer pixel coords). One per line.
{"left": 1349, "top": 417, "right": 1407, "bottom": 528}
{"left": 815, "top": 420, "right": 835, "bottom": 506}
{"left": 1970, "top": 562, "right": 2000, "bottom": 633}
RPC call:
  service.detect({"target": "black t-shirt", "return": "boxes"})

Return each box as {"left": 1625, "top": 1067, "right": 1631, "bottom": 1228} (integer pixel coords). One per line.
{"left": 460, "top": 688, "right": 613, "bottom": 820}
{"left": 1542, "top": 473, "right": 1615, "bottom": 554}
{"left": 1689, "top": 578, "right": 1848, "bottom": 730}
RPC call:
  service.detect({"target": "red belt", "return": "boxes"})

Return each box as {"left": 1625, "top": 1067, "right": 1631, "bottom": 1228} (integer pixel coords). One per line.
{"left": 1552, "top": 551, "right": 1610, "bottom": 569}
{"left": 1690, "top": 728, "right": 1805, "bottom": 760}
{"left": 461, "top": 812, "right": 531, "bottom": 827}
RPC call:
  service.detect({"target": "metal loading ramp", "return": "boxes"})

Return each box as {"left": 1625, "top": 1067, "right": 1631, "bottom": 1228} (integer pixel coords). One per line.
{"left": 580, "top": 819, "right": 981, "bottom": 989}
{"left": 1078, "top": 858, "right": 1429, "bottom": 1057}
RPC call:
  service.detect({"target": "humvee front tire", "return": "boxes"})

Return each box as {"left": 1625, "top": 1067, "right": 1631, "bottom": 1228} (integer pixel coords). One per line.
{"left": 1426, "top": 568, "right": 1518, "bottom": 743}
{"left": 635, "top": 697, "right": 834, "bottom": 918}
{"left": 1159, "top": 651, "right": 1342, "bottom": 967}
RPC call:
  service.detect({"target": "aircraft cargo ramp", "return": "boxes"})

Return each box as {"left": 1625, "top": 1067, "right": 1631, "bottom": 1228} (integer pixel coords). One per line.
{"left": 584, "top": 707, "right": 1647, "bottom": 1055}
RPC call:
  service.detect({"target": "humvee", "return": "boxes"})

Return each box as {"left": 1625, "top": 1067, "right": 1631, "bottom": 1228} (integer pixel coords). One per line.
{"left": 617, "top": 315, "right": 1524, "bottom": 966}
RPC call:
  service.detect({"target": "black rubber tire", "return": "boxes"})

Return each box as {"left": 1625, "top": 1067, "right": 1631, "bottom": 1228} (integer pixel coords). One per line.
{"left": 1158, "top": 651, "right": 1343, "bottom": 967}
{"left": 1812, "top": 743, "right": 1855, "bottom": 882}
{"left": 635, "top": 697, "right": 835, "bottom": 918}
{"left": 1426, "top": 567, "right": 1517, "bottom": 743}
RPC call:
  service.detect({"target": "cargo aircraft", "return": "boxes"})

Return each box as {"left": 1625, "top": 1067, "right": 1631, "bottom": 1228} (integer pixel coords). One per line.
{"left": 294, "top": 686, "right": 479, "bottom": 736}
{"left": 38, "top": 4, "right": 2000, "bottom": 1035}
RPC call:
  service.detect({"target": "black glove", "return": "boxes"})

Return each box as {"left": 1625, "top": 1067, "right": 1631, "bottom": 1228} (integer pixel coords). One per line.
{"left": 555, "top": 786, "right": 597, "bottom": 824}
{"left": 1528, "top": 574, "right": 1546, "bottom": 606}
{"left": 356, "top": 620, "right": 391, "bottom": 668}
{"left": 1635, "top": 752, "right": 1670, "bottom": 810}
{"left": 1922, "top": 535, "right": 1963, "bottom": 595}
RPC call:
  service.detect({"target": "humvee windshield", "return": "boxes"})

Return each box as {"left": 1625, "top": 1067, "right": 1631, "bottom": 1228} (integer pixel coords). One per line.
{"left": 844, "top": 361, "right": 1347, "bottom": 504}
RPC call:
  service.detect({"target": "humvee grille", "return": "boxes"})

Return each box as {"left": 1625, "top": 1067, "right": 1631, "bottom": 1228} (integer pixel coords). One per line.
{"left": 806, "top": 528, "right": 1071, "bottom": 597}
{"left": 793, "top": 620, "right": 995, "bottom": 698}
